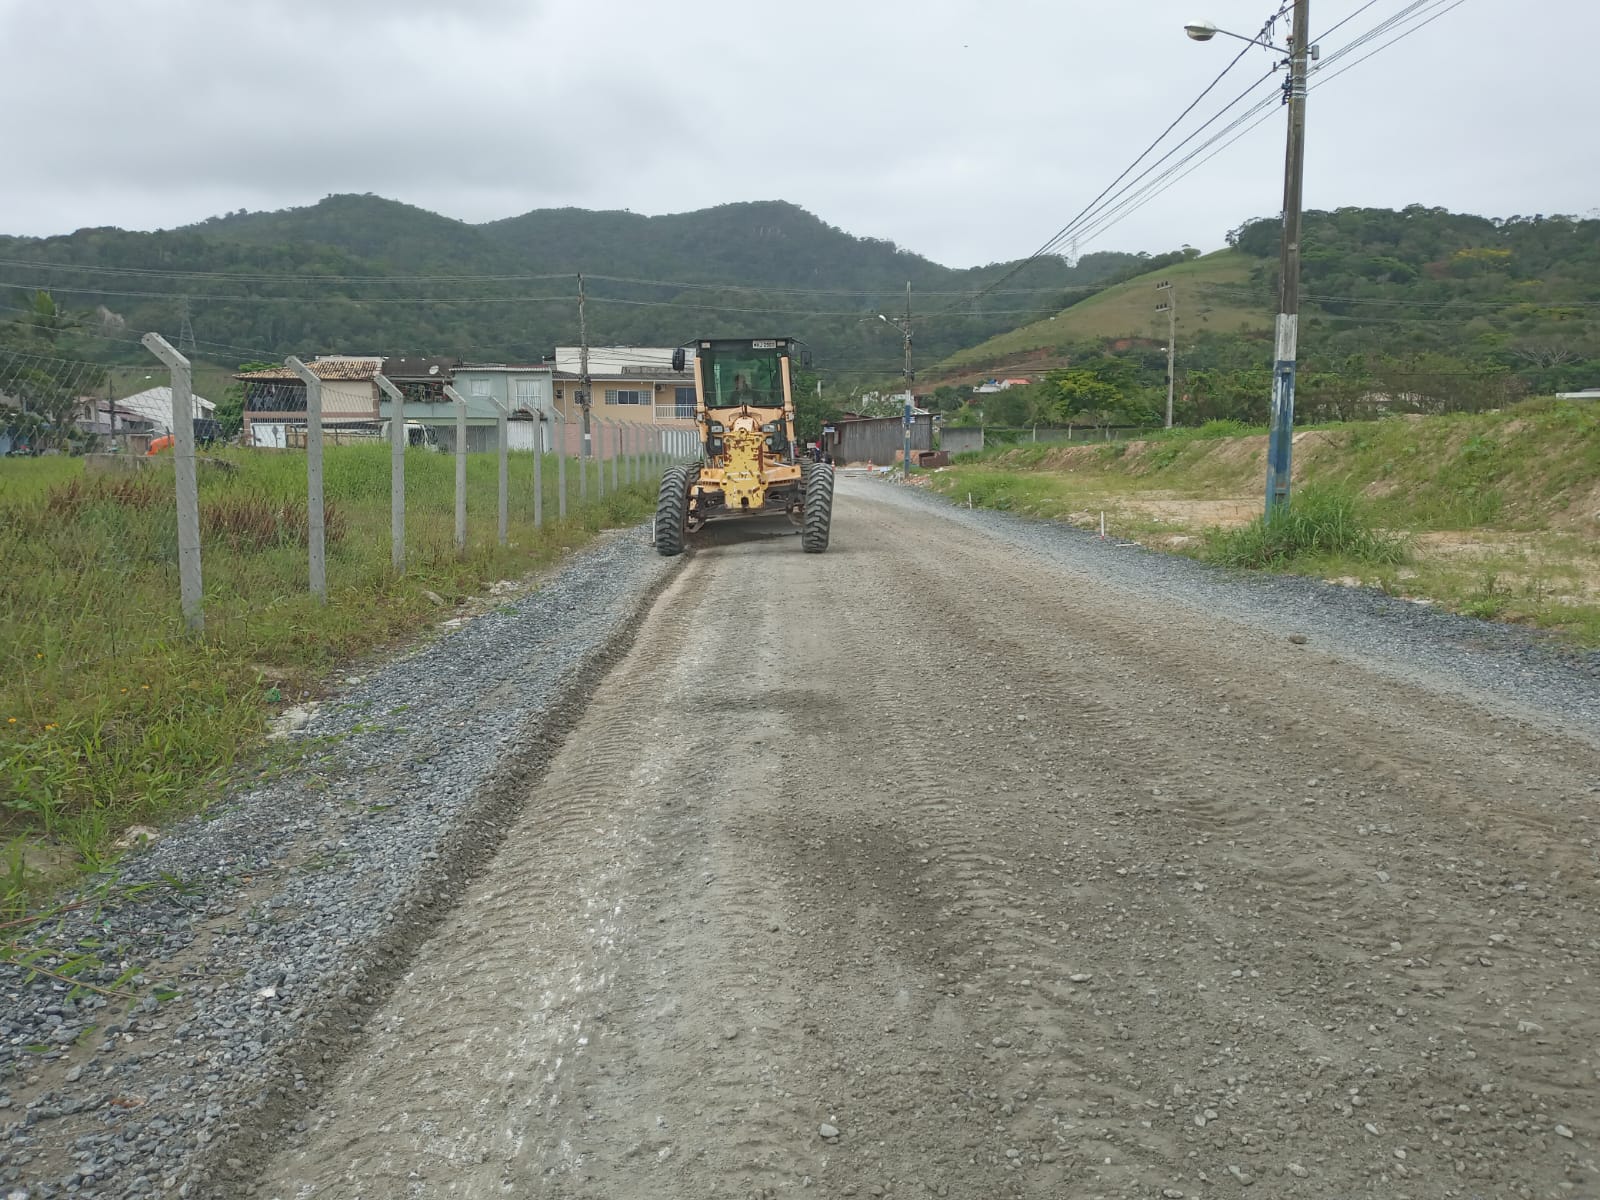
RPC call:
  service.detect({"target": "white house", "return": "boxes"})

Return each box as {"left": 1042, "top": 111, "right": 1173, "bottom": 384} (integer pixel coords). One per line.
{"left": 115, "top": 386, "right": 216, "bottom": 433}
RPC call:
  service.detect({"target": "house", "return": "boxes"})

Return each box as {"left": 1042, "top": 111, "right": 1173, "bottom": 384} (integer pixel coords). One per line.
{"left": 423, "top": 363, "right": 555, "bottom": 453}
{"left": 552, "top": 346, "right": 698, "bottom": 426}
{"left": 105, "top": 386, "right": 215, "bottom": 433}
{"left": 823, "top": 412, "right": 934, "bottom": 465}
{"left": 236, "top": 357, "right": 382, "bottom": 446}
{"left": 75, "top": 399, "right": 159, "bottom": 437}
{"left": 1556, "top": 389, "right": 1600, "bottom": 401}
{"left": 973, "top": 378, "right": 1030, "bottom": 394}
{"left": 381, "top": 357, "right": 459, "bottom": 404}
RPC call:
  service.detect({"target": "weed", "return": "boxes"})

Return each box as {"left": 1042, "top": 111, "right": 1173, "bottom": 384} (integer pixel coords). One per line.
{"left": 0, "top": 447, "right": 657, "bottom": 903}
{"left": 1207, "top": 485, "right": 1411, "bottom": 569}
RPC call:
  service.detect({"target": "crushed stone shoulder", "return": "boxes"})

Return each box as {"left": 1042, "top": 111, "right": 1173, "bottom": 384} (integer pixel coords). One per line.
{"left": 0, "top": 526, "right": 677, "bottom": 1200}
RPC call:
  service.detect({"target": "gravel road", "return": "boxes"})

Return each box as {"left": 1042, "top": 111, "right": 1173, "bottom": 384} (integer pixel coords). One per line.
{"left": 0, "top": 530, "right": 676, "bottom": 1200}
{"left": 241, "top": 477, "right": 1598, "bottom": 1200}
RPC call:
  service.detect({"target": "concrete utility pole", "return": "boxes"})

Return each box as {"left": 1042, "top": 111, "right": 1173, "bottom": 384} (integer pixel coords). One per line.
{"left": 285, "top": 357, "right": 327, "bottom": 602}
{"left": 903, "top": 282, "right": 914, "bottom": 480}
{"left": 880, "top": 281, "right": 913, "bottom": 481}
{"left": 1266, "top": 0, "right": 1311, "bottom": 518}
{"left": 1155, "top": 280, "right": 1176, "bottom": 429}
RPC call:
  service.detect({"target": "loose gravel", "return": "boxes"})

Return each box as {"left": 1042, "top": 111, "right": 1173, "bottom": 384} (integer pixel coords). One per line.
{"left": 0, "top": 527, "right": 676, "bottom": 1200}
{"left": 887, "top": 478, "right": 1600, "bottom": 740}
{"left": 250, "top": 480, "right": 1600, "bottom": 1199}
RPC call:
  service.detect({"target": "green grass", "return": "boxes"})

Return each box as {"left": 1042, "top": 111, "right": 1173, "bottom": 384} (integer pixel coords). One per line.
{"left": 1205, "top": 485, "right": 1410, "bottom": 569}
{"left": 927, "top": 397, "right": 1600, "bottom": 645}
{"left": 931, "top": 251, "right": 1266, "bottom": 381}
{"left": 0, "top": 446, "right": 658, "bottom": 911}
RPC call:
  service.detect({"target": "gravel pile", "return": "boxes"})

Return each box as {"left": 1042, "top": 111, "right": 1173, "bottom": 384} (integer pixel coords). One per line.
{"left": 0, "top": 528, "right": 675, "bottom": 1199}
{"left": 874, "top": 479, "right": 1600, "bottom": 737}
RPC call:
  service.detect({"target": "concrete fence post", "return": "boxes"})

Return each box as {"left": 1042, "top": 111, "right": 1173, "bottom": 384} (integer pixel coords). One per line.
{"left": 142, "top": 333, "right": 203, "bottom": 632}
{"left": 594, "top": 416, "right": 607, "bottom": 500}
{"left": 285, "top": 356, "right": 327, "bottom": 602}
{"left": 611, "top": 422, "right": 620, "bottom": 491}
{"left": 533, "top": 413, "right": 544, "bottom": 529}
{"left": 553, "top": 406, "right": 568, "bottom": 519}
{"left": 491, "top": 395, "right": 509, "bottom": 547}
{"left": 373, "top": 373, "right": 406, "bottom": 574}
{"left": 443, "top": 384, "right": 468, "bottom": 553}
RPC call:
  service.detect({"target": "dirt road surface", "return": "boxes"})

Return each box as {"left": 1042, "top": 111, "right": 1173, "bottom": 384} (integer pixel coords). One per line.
{"left": 260, "top": 479, "right": 1599, "bottom": 1200}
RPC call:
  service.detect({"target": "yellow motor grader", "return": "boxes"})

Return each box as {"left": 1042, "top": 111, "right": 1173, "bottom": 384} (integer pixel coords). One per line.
{"left": 654, "top": 336, "right": 834, "bottom": 555}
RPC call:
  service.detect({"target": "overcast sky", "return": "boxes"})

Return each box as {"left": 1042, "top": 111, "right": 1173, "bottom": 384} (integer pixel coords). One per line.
{"left": 2, "top": 0, "right": 1594, "bottom": 268}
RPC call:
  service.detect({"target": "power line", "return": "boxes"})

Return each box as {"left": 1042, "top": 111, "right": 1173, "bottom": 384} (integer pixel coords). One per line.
{"left": 935, "top": 12, "right": 1285, "bottom": 315}
{"left": 1312, "top": 0, "right": 1469, "bottom": 88}
{"left": 1055, "top": 0, "right": 1473, "bottom": 254}
{"left": 0, "top": 257, "right": 579, "bottom": 285}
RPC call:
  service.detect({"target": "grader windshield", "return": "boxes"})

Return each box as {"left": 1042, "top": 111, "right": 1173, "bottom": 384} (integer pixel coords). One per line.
{"left": 697, "top": 339, "right": 786, "bottom": 409}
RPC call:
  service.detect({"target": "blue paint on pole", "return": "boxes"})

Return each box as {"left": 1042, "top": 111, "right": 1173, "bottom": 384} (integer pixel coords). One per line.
{"left": 1266, "top": 358, "right": 1296, "bottom": 517}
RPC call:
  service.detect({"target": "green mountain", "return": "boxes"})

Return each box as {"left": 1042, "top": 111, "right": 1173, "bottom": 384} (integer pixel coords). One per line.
{"left": 0, "top": 195, "right": 1145, "bottom": 379}
{"left": 921, "top": 205, "right": 1600, "bottom": 427}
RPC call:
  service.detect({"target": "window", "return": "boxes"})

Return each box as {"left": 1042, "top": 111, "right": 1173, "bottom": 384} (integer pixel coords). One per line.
{"left": 469, "top": 379, "right": 492, "bottom": 398}
{"left": 698, "top": 342, "right": 783, "bottom": 408}
{"left": 674, "top": 385, "right": 695, "bottom": 418}
{"left": 514, "top": 377, "right": 540, "bottom": 403}
{"left": 605, "top": 388, "right": 649, "bottom": 406}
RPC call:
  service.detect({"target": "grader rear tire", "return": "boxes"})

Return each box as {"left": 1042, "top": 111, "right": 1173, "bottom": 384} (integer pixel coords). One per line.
{"left": 801, "top": 462, "right": 834, "bottom": 554}
{"left": 655, "top": 465, "right": 690, "bottom": 556}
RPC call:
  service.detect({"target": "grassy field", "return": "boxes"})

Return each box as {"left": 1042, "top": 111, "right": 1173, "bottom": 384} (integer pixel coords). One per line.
{"left": 927, "top": 251, "right": 1266, "bottom": 383}
{"left": 0, "top": 446, "right": 657, "bottom": 908}
{"left": 927, "top": 399, "right": 1600, "bottom": 645}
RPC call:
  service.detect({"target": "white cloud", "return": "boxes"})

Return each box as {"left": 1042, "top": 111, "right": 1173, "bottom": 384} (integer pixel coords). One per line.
{"left": 2, "top": 0, "right": 1596, "bottom": 264}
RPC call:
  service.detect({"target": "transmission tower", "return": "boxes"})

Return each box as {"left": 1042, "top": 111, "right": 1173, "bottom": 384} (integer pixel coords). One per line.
{"left": 178, "top": 297, "right": 197, "bottom": 357}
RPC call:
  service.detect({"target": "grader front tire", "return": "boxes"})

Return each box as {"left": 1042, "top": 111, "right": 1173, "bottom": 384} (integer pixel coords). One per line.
{"left": 655, "top": 466, "right": 690, "bottom": 557}
{"left": 801, "top": 463, "right": 834, "bottom": 554}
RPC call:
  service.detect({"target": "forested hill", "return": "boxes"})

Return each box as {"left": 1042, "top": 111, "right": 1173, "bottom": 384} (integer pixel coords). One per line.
{"left": 0, "top": 195, "right": 1152, "bottom": 377}
{"left": 1204, "top": 206, "right": 1600, "bottom": 399}
{"left": 920, "top": 205, "right": 1600, "bottom": 427}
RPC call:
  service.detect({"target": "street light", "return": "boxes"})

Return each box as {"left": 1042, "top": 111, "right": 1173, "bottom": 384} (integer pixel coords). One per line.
{"left": 1188, "top": 2, "right": 1311, "bottom": 519}
{"left": 1183, "top": 19, "right": 1289, "bottom": 51}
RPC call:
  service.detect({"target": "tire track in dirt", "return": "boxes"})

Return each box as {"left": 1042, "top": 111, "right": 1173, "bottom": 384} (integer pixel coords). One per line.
{"left": 257, "top": 483, "right": 1598, "bottom": 1200}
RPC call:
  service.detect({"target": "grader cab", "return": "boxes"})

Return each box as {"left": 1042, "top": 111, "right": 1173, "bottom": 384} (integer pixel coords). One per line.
{"left": 654, "top": 336, "right": 834, "bottom": 555}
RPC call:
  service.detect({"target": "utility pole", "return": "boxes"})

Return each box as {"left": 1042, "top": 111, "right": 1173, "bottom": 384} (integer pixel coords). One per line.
{"left": 901, "top": 281, "right": 914, "bottom": 481}
{"left": 577, "top": 273, "right": 592, "bottom": 491}
{"left": 1265, "top": 0, "right": 1311, "bottom": 518}
{"left": 1155, "top": 280, "right": 1176, "bottom": 429}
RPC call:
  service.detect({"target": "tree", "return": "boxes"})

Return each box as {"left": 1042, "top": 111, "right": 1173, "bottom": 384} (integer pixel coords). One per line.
{"left": 791, "top": 368, "right": 841, "bottom": 442}
{"left": 1, "top": 292, "right": 105, "bottom": 451}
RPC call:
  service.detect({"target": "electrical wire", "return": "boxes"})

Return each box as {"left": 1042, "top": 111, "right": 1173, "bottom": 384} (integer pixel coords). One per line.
{"left": 1053, "top": 0, "right": 1473, "bottom": 256}
{"left": 933, "top": 9, "right": 1288, "bottom": 315}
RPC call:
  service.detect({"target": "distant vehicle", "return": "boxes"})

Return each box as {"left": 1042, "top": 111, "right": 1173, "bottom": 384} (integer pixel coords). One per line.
{"left": 380, "top": 419, "right": 442, "bottom": 450}
{"left": 247, "top": 421, "right": 439, "bottom": 450}
{"left": 146, "top": 418, "right": 223, "bottom": 455}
